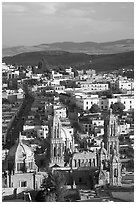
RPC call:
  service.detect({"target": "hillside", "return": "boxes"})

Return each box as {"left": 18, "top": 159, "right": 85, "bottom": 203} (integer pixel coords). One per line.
{"left": 2, "top": 50, "right": 91, "bottom": 66}
{"left": 2, "top": 39, "right": 134, "bottom": 57}
{"left": 2, "top": 50, "right": 134, "bottom": 73}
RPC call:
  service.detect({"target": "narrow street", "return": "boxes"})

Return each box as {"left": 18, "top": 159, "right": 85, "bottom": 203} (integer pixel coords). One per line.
{"left": 5, "top": 86, "right": 34, "bottom": 149}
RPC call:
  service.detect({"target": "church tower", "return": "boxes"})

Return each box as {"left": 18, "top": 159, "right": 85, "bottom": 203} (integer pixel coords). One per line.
{"left": 103, "top": 109, "right": 122, "bottom": 186}
{"left": 50, "top": 115, "right": 65, "bottom": 167}
{"left": 50, "top": 114, "right": 75, "bottom": 167}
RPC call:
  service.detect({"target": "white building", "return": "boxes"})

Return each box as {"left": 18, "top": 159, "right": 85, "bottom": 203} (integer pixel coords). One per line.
{"left": 76, "top": 95, "right": 99, "bottom": 111}
{"left": 7, "top": 71, "right": 19, "bottom": 80}
{"left": 120, "top": 95, "right": 134, "bottom": 111}
{"left": 54, "top": 106, "right": 67, "bottom": 119}
{"left": 80, "top": 82, "right": 109, "bottom": 91}
{"left": 53, "top": 85, "right": 65, "bottom": 93}
{"left": 51, "top": 71, "right": 62, "bottom": 80}
{"left": 119, "top": 123, "right": 130, "bottom": 135}
{"left": 37, "top": 125, "right": 49, "bottom": 139}
{"left": 99, "top": 95, "right": 134, "bottom": 111}
{"left": 118, "top": 80, "right": 134, "bottom": 91}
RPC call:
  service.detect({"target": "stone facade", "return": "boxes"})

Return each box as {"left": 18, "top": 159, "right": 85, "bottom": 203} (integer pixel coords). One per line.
{"left": 50, "top": 114, "right": 74, "bottom": 167}
{"left": 99, "top": 109, "right": 122, "bottom": 186}
{"left": 3, "top": 133, "right": 46, "bottom": 193}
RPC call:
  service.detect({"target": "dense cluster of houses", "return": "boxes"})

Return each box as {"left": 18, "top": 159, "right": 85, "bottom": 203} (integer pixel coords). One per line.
{"left": 2, "top": 62, "right": 134, "bottom": 200}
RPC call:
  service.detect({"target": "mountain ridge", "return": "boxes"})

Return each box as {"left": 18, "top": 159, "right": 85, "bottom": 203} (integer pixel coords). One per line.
{"left": 2, "top": 39, "right": 134, "bottom": 57}
{"left": 2, "top": 50, "right": 134, "bottom": 73}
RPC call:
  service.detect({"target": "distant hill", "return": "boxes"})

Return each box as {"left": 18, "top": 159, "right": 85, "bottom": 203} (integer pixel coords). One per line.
{"left": 2, "top": 39, "right": 134, "bottom": 57}
{"left": 2, "top": 50, "right": 134, "bottom": 73}
{"left": 2, "top": 50, "right": 91, "bottom": 66}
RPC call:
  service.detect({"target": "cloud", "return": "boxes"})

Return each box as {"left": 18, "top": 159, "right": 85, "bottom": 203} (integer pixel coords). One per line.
{"left": 2, "top": 3, "right": 27, "bottom": 14}
{"left": 40, "top": 3, "right": 58, "bottom": 15}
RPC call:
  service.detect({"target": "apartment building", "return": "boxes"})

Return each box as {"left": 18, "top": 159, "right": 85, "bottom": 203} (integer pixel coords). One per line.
{"left": 76, "top": 95, "right": 99, "bottom": 111}
{"left": 37, "top": 125, "right": 49, "bottom": 139}
{"left": 118, "top": 80, "right": 134, "bottom": 91}
{"left": 99, "top": 95, "right": 134, "bottom": 111}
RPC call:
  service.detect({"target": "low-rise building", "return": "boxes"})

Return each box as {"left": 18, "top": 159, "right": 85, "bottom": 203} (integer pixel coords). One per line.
{"left": 37, "top": 125, "right": 49, "bottom": 139}
{"left": 118, "top": 80, "right": 134, "bottom": 91}
{"left": 76, "top": 95, "right": 99, "bottom": 111}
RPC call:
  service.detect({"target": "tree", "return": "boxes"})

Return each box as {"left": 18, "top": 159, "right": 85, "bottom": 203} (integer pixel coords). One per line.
{"left": 97, "top": 90, "right": 113, "bottom": 98}
{"left": 89, "top": 104, "right": 100, "bottom": 113}
{"left": 38, "top": 171, "right": 67, "bottom": 202}
{"left": 110, "top": 102, "right": 125, "bottom": 115}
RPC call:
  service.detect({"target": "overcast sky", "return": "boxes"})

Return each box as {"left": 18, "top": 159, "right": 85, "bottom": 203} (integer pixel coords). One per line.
{"left": 2, "top": 2, "right": 134, "bottom": 47}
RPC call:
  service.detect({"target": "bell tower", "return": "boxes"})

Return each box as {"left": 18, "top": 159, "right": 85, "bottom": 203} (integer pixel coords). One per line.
{"left": 50, "top": 115, "right": 64, "bottom": 167}
{"left": 103, "top": 109, "right": 122, "bottom": 186}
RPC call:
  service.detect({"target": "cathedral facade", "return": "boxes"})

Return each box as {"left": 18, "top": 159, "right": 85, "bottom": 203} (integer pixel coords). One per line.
{"left": 49, "top": 109, "right": 122, "bottom": 186}
{"left": 99, "top": 109, "right": 122, "bottom": 186}
{"left": 50, "top": 114, "right": 74, "bottom": 167}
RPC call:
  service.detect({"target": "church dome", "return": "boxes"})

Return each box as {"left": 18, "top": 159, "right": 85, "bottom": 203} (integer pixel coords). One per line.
{"left": 61, "top": 127, "right": 72, "bottom": 141}
{"left": 5, "top": 134, "right": 37, "bottom": 173}
{"left": 7, "top": 140, "right": 33, "bottom": 161}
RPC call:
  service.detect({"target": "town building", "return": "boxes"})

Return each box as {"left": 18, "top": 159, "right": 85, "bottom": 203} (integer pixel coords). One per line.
{"left": 3, "top": 133, "right": 47, "bottom": 197}
{"left": 76, "top": 95, "right": 99, "bottom": 111}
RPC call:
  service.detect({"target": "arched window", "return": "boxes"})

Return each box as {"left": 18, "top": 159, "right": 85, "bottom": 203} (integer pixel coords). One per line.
{"left": 78, "top": 159, "right": 80, "bottom": 167}
{"left": 17, "top": 163, "right": 24, "bottom": 171}
{"left": 89, "top": 159, "right": 91, "bottom": 167}
{"left": 114, "top": 168, "right": 118, "bottom": 177}
{"left": 54, "top": 147, "right": 56, "bottom": 157}
{"left": 93, "top": 158, "right": 95, "bottom": 166}
{"left": 74, "top": 159, "right": 77, "bottom": 167}
{"left": 58, "top": 145, "right": 61, "bottom": 157}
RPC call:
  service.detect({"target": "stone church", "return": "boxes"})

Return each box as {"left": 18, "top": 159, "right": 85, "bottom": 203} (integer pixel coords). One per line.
{"left": 3, "top": 133, "right": 47, "bottom": 192}
{"left": 50, "top": 114, "right": 75, "bottom": 167}
{"left": 50, "top": 109, "right": 122, "bottom": 187}
{"left": 98, "top": 109, "right": 122, "bottom": 186}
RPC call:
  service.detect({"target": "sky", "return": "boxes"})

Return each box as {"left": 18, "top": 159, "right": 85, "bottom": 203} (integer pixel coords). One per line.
{"left": 2, "top": 2, "right": 134, "bottom": 47}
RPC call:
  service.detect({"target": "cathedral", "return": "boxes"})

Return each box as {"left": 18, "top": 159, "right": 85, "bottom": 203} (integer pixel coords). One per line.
{"left": 98, "top": 109, "right": 122, "bottom": 186}
{"left": 50, "top": 109, "right": 122, "bottom": 186}
{"left": 50, "top": 114, "right": 74, "bottom": 167}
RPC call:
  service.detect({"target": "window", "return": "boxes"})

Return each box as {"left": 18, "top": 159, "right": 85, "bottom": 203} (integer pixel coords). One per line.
{"left": 75, "top": 159, "right": 77, "bottom": 167}
{"left": 124, "top": 101, "right": 125, "bottom": 104}
{"left": 130, "top": 101, "right": 132, "bottom": 104}
{"left": 93, "top": 159, "right": 95, "bottom": 166}
{"left": 89, "top": 159, "right": 91, "bottom": 166}
{"left": 78, "top": 159, "right": 80, "bottom": 167}
{"left": 114, "top": 169, "right": 118, "bottom": 177}
{"left": 79, "top": 177, "right": 82, "bottom": 183}
{"left": 21, "top": 181, "right": 27, "bottom": 187}
{"left": 86, "top": 101, "right": 88, "bottom": 104}
{"left": 17, "top": 163, "right": 24, "bottom": 171}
